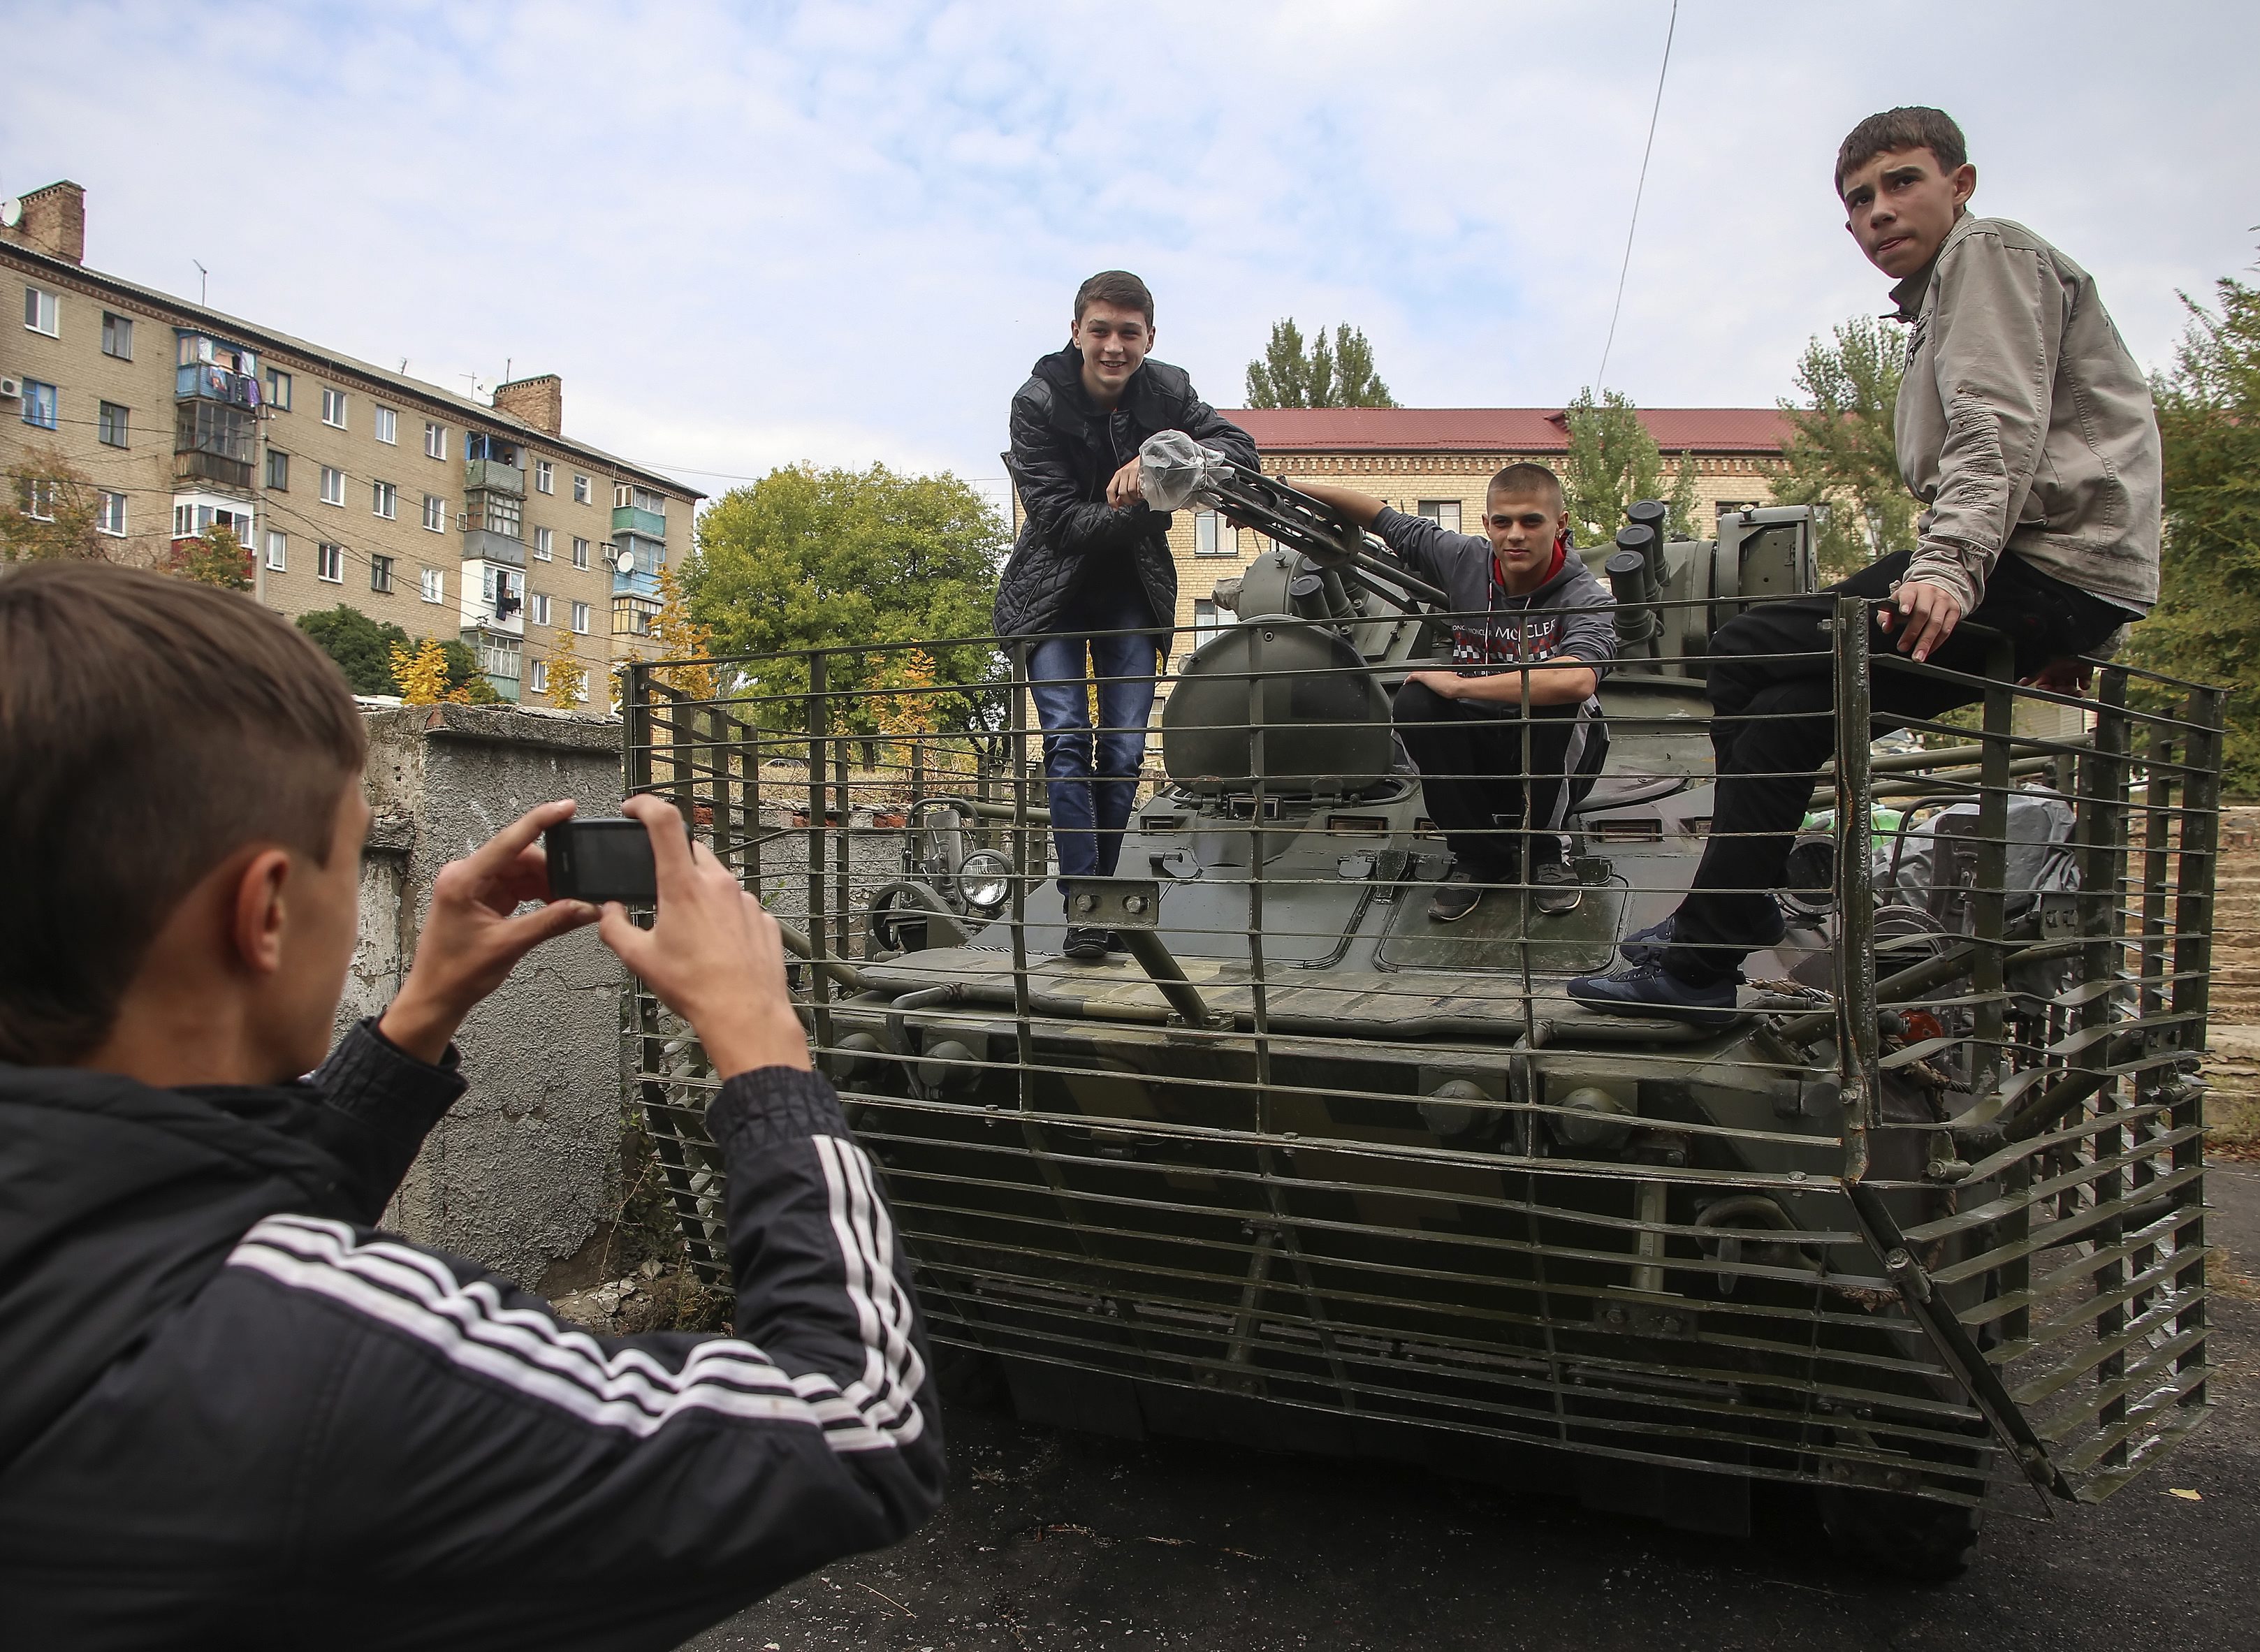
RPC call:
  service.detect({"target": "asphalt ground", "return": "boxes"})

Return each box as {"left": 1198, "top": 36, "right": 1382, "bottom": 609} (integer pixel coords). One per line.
{"left": 681, "top": 1164, "right": 2260, "bottom": 1652}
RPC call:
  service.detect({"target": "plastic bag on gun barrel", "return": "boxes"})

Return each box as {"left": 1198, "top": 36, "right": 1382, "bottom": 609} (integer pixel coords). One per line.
{"left": 1138, "top": 430, "right": 1232, "bottom": 511}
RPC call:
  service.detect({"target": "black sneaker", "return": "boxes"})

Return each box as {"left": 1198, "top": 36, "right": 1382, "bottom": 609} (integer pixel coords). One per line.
{"left": 1618, "top": 906, "right": 1788, "bottom": 967}
{"left": 1063, "top": 926, "right": 1109, "bottom": 962}
{"left": 1567, "top": 962, "right": 1741, "bottom": 1029}
{"left": 1532, "top": 861, "right": 1581, "bottom": 917}
{"left": 1103, "top": 930, "right": 1131, "bottom": 955}
{"left": 1428, "top": 867, "right": 1488, "bottom": 923}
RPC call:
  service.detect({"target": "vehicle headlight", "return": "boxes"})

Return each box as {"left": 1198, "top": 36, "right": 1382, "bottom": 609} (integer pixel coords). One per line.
{"left": 955, "top": 850, "right": 1013, "bottom": 914}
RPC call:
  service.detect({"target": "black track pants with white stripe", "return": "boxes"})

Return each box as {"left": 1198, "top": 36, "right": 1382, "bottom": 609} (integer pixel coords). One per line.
{"left": 0, "top": 1066, "right": 945, "bottom": 1652}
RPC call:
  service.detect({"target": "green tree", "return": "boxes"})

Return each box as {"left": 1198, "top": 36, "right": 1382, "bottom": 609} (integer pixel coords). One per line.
{"left": 296, "top": 604, "right": 496, "bottom": 701}
{"left": 1, "top": 448, "right": 109, "bottom": 564}
{"left": 169, "top": 524, "right": 253, "bottom": 590}
{"left": 1770, "top": 315, "right": 1916, "bottom": 580}
{"left": 2125, "top": 265, "right": 2260, "bottom": 791}
{"left": 1559, "top": 388, "right": 1700, "bottom": 548}
{"left": 684, "top": 464, "right": 1009, "bottom": 738}
{"left": 1245, "top": 320, "right": 1398, "bottom": 409}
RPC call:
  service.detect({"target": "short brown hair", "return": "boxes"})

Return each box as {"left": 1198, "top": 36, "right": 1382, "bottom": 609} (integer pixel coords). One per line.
{"left": 0, "top": 564, "right": 366, "bottom": 1065}
{"left": 1074, "top": 270, "right": 1154, "bottom": 328}
{"left": 1487, "top": 462, "right": 1564, "bottom": 509}
{"left": 1835, "top": 107, "right": 1968, "bottom": 194}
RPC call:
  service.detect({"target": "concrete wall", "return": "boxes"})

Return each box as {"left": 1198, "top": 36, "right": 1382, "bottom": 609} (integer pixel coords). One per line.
{"left": 343, "top": 701, "right": 625, "bottom": 1289}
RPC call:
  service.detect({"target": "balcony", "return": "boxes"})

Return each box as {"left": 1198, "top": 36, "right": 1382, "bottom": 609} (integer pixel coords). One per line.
{"left": 462, "top": 527, "right": 526, "bottom": 568}
{"left": 464, "top": 457, "right": 525, "bottom": 497}
{"left": 175, "top": 363, "right": 261, "bottom": 407}
{"left": 175, "top": 449, "right": 253, "bottom": 489}
{"left": 611, "top": 504, "right": 666, "bottom": 539}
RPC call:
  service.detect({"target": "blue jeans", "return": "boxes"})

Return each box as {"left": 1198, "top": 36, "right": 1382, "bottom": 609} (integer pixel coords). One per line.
{"left": 1026, "top": 627, "right": 1160, "bottom": 896}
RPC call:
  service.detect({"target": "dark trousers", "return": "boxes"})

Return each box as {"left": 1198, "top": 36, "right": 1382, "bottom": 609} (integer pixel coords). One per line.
{"left": 1665, "top": 549, "right": 2131, "bottom": 984}
{"left": 1026, "top": 627, "right": 1160, "bottom": 892}
{"left": 1394, "top": 682, "right": 1606, "bottom": 879}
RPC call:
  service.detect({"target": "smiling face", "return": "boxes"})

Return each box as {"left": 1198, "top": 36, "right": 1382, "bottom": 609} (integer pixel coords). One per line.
{"left": 1483, "top": 488, "right": 1568, "bottom": 594}
{"left": 1070, "top": 300, "right": 1153, "bottom": 409}
{"left": 1840, "top": 145, "right": 1976, "bottom": 279}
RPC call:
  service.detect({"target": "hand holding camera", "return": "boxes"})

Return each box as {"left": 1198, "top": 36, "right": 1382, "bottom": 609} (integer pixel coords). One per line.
{"left": 593, "top": 795, "right": 812, "bottom": 1079}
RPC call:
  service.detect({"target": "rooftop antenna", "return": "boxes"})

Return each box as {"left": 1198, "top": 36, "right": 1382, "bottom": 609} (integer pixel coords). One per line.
{"left": 193, "top": 260, "right": 208, "bottom": 307}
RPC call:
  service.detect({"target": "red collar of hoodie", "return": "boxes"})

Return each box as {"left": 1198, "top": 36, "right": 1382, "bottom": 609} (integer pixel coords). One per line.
{"left": 1494, "top": 530, "right": 1569, "bottom": 597}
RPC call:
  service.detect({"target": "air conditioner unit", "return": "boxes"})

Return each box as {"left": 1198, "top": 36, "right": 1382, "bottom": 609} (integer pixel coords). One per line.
{"left": 0, "top": 375, "right": 21, "bottom": 400}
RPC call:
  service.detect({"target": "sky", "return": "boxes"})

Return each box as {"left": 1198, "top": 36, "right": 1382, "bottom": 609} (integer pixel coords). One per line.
{"left": 6, "top": 0, "right": 2254, "bottom": 518}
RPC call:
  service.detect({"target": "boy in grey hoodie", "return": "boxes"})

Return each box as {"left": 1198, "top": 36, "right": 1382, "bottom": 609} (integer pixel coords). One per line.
{"left": 1572, "top": 105, "right": 2159, "bottom": 1026}
{"left": 1303, "top": 464, "right": 1614, "bottom": 922}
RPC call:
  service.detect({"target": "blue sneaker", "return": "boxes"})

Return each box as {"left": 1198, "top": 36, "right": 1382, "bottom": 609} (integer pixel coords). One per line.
{"left": 1568, "top": 962, "right": 1742, "bottom": 1029}
{"left": 1617, "top": 907, "right": 1787, "bottom": 967}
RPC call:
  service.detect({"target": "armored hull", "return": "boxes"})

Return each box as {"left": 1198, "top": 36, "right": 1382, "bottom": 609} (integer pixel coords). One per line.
{"left": 625, "top": 496, "right": 2223, "bottom": 1576}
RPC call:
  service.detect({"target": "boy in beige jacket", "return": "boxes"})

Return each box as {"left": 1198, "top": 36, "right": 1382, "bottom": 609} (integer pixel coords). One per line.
{"left": 1574, "top": 105, "right": 2160, "bottom": 1025}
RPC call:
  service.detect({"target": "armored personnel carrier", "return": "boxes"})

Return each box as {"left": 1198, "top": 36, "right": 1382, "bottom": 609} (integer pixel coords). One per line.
{"left": 624, "top": 452, "right": 2223, "bottom": 1577}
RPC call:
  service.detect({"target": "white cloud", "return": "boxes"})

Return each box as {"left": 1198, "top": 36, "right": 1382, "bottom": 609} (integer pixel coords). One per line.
{"left": 6, "top": 0, "right": 2253, "bottom": 507}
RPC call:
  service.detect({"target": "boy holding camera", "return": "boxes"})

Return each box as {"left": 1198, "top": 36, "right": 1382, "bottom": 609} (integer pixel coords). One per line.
{"left": 0, "top": 564, "right": 942, "bottom": 1647}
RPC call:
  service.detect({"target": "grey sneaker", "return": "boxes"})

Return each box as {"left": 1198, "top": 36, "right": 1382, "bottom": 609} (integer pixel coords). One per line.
{"left": 1428, "top": 867, "right": 1487, "bottom": 923}
{"left": 1533, "top": 860, "right": 1582, "bottom": 916}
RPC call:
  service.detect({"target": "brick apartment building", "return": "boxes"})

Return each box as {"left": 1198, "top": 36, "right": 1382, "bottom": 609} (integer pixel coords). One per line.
{"left": 0, "top": 180, "right": 701, "bottom": 703}
{"left": 1163, "top": 405, "right": 1793, "bottom": 657}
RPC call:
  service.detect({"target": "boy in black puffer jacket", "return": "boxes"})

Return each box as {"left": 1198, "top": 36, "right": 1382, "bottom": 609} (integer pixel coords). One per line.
{"left": 993, "top": 270, "right": 1256, "bottom": 960}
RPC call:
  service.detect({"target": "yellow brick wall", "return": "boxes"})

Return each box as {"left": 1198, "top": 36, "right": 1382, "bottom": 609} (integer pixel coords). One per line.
{"left": 2, "top": 271, "right": 175, "bottom": 569}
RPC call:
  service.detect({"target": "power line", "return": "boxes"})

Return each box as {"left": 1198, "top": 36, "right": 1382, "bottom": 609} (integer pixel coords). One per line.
{"left": 1594, "top": 0, "right": 1679, "bottom": 392}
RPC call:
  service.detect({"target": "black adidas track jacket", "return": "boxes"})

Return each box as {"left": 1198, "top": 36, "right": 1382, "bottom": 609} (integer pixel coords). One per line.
{"left": 0, "top": 1021, "right": 944, "bottom": 1650}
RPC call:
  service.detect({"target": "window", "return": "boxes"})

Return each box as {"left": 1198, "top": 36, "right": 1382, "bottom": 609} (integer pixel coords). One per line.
{"left": 372, "top": 480, "right": 398, "bottom": 519}
{"left": 577, "top": 671, "right": 590, "bottom": 705}
{"left": 374, "top": 405, "right": 398, "bottom": 445}
{"left": 533, "top": 525, "right": 553, "bottom": 560}
{"left": 98, "top": 492, "right": 127, "bottom": 536}
{"left": 24, "top": 478, "right": 56, "bottom": 521}
{"left": 421, "top": 566, "right": 444, "bottom": 603}
{"left": 614, "top": 483, "right": 667, "bottom": 516}
{"left": 266, "top": 368, "right": 292, "bottom": 411}
{"left": 265, "top": 449, "right": 289, "bottom": 489}
{"left": 530, "top": 592, "right": 552, "bottom": 627}
{"left": 571, "top": 474, "right": 590, "bottom": 505}
{"left": 1192, "top": 598, "right": 1221, "bottom": 652}
{"left": 422, "top": 493, "right": 446, "bottom": 532}
{"left": 535, "top": 459, "right": 553, "bottom": 494}
{"left": 20, "top": 379, "right": 57, "bottom": 430}
{"left": 424, "top": 421, "right": 445, "bottom": 460}
{"left": 370, "top": 553, "right": 394, "bottom": 594}
{"left": 22, "top": 286, "right": 57, "bottom": 336}
{"left": 317, "top": 542, "right": 344, "bottom": 583}
{"left": 101, "top": 312, "right": 133, "bottom": 359}
{"left": 1417, "top": 500, "right": 1462, "bottom": 532}
{"left": 480, "top": 634, "right": 522, "bottom": 682}
{"left": 1194, "top": 510, "right": 1225, "bottom": 555}
{"left": 571, "top": 536, "right": 589, "bottom": 569}
{"left": 528, "top": 658, "right": 549, "bottom": 695}
{"left": 265, "top": 530, "right": 286, "bottom": 571}
{"left": 99, "top": 401, "right": 129, "bottom": 447}
{"left": 320, "top": 465, "right": 344, "bottom": 506}
{"left": 321, "top": 386, "right": 347, "bottom": 427}
{"left": 613, "top": 597, "right": 659, "bottom": 637}
{"left": 569, "top": 600, "right": 590, "bottom": 635}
